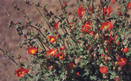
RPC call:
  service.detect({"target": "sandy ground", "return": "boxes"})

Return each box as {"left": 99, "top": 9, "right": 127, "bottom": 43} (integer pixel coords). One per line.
{"left": 0, "top": 0, "right": 130, "bottom": 81}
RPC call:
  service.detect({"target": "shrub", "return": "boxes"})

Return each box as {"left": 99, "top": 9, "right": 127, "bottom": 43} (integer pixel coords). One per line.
{"left": 7, "top": 0, "right": 131, "bottom": 81}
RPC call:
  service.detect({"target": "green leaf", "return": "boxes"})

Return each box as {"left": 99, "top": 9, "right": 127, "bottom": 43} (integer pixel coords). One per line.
{"left": 98, "top": 48, "right": 104, "bottom": 54}
{"left": 46, "top": 78, "right": 53, "bottom": 81}
{"left": 126, "top": 48, "right": 131, "bottom": 57}
{"left": 83, "top": 69, "right": 89, "bottom": 76}
{"left": 109, "top": 71, "right": 116, "bottom": 79}
{"left": 90, "top": 75, "right": 97, "bottom": 80}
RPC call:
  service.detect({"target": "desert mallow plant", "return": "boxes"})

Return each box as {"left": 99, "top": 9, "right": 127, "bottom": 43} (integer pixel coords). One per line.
{"left": 7, "top": 0, "right": 131, "bottom": 81}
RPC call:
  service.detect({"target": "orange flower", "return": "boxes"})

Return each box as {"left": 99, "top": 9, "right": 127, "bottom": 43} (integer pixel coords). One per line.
{"left": 59, "top": 46, "right": 66, "bottom": 50}
{"left": 55, "top": 52, "right": 64, "bottom": 60}
{"left": 86, "top": 43, "right": 88, "bottom": 47}
{"left": 48, "top": 36, "right": 56, "bottom": 43}
{"left": 78, "top": 56, "right": 82, "bottom": 61}
{"left": 127, "top": 2, "right": 131, "bottom": 9}
{"left": 104, "top": 6, "right": 113, "bottom": 15}
{"left": 100, "top": 21, "right": 113, "bottom": 31}
{"left": 17, "top": 55, "right": 21, "bottom": 59}
{"left": 69, "top": 22, "right": 73, "bottom": 26}
{"left": 116, "top": 41, "right": 120, "bottom": 45}
{"left": 81, "top": 21, "right": 91, "bottom": 33}
{"left": 105, "top": 48, "right": 108, "bottom": 53}
{"left": 69, "top": 62, "right": 75, "bottom": 69}
{"left": 46, "top": 48, "right": 57, "bottom": 56}
{"left": 101, "top": 54, "right": 104, "bottom": 58}
{"left": 28, "top": 46, "right": 37, "bottom": 55}
{"left": 88, "top": 31, "right": 94, "bottom": 36}
{"left": 76, "top": 72, "right": 80, "bottom": 76}
{"left": 105, "top": 55, "right": 109, "bottom": 61}
{"left": 77, "top": 6, "right": 85, "bottom": 18}
{"left": 39, "top": 48, "right": 42, "bottom": 51}
{"left": 54, "top": 22, "right": 59, "bottom": 29}
{"left": 117, "top": 11, "right": 122, "bottom": 16}
{"left": 16, "top": 68, "right": 29, "bottom": 77}
{"left": 111, "top": 0, "right": 116, "bottom": 4}
{"left": 81, "top": 25, "right": 91, "bottom": 32}
{"left": 118, "top": 57, "right": 127, "bottom": 66}
{"left": 62, "top": 1, "right": 67, "bottom": 8}
{"left": 89, "top": 7, "right": 93, "bottom": 12}
{"left": 69, "top": 22, "right": 73, "bottom": 30}
{"left": 123, "top": 47, "right": 129, "bottom": 53}
{"left": 24, "top": 35, "right": 27, "bottom": 39}
{"left": 48, "top": 65, "right": 56, "bottom": 70}
{"left": 59, "top": 55, "right": 64, "bottom": 60}
{"left": 114, "top": 78, "right": 119, "bottom": 81}
{"left": 106, "top": 40, "right": 111, "bottom": 44}
{"left": 99, "top": 66, "right": 108, "bottom": 74}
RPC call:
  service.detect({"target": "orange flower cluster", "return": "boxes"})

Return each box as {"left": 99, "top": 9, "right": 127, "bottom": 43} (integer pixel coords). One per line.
{"left": 15, "top": 1, "right": 130, "bottom": 79}
{"left": 45, "top": 47, "right": 65, "bottom": 60}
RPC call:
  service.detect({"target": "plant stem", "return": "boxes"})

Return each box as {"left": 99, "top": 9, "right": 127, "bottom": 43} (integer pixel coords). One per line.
{"left": 58, "top": 0, "right": 70, "bottom": 34}
{"left": 100, "top": 0, "right": 105, "bottom": 20}
{"left": 29, "top": 24, "right": 50, "bottom": 49}
{"left": 0, "top": 48, "right": 19, "bottom": 66}
{"left": 35, "top": 7, "right": 52, "bottom": 30}
{"left": 92, "top": 0, "right": 94, "bottom": 13}
{"left": 29, "top": 24, "right": 46, "bottom": 38}
{"left": 37, "top": 36, "right": 49, "bottom": 50}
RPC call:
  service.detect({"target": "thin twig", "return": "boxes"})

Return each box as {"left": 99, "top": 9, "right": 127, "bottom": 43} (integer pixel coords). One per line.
{"left": 35, "top": 7, "right": 52, "bottom": 30}
{"left": 29, "top": 24, "right": 46, "bottom": 38}
{"left": 37, "top": 36, "right": 49, "bottom": 50}
{"left": 0, "top": 48, "right": 19, "bottom": 66}
{"left": 28, "top": 24, "right": 50, "bottom": 49}
{"left": 92, "top": 0, "right": 94, "bottom": 13}
{"left": 58, "top": 0, "right": 70, "bottom": 34}
{"left": 100, "top": 0, "right": 105, "bottom": 20}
